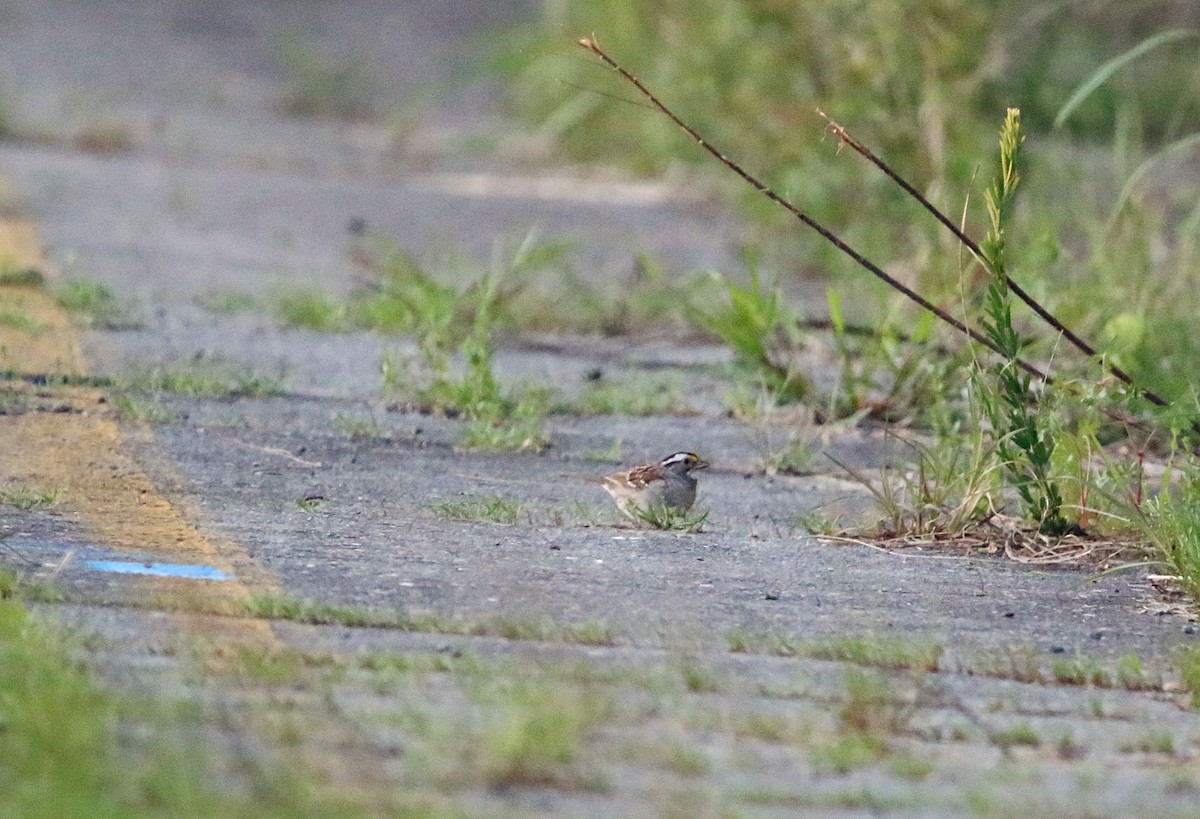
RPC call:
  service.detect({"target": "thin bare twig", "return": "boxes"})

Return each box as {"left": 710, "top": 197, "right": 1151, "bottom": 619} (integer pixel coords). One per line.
{"left": 576, "top": 37, "right": 1053, "bottom": 386}
{"left": 230, "top": 438, "right": 323, "bottom": 468}
{"left": 817, "top": 110, "right": 1170, "bottom": 409}
{"left": 815, "top": 533, "right": 978, "bottom": 559}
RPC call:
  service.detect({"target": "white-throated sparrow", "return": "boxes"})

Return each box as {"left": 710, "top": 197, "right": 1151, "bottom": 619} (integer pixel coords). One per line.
{"left": 575, "top": 451, "right": 709, "bottom": 519}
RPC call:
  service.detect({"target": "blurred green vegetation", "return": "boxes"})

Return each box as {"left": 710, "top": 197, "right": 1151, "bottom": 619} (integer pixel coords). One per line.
{"left": 499, "top": 1, "right": 1200, "bottom": 198}
{"left": 497, "top": 0, "right": 1200, "bottom": 402}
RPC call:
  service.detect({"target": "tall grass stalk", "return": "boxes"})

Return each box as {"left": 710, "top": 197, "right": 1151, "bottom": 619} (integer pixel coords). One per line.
{"left": 976, "top": 109, "right": 1069, "bottom": 534}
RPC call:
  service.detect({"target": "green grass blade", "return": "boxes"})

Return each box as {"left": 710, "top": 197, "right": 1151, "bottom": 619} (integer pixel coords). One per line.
{"left": 1107, "top": 130, "right": 1200, "bottom": 230}
{"left": 1054, "top": 29, "right": 1200, "bottom": 129}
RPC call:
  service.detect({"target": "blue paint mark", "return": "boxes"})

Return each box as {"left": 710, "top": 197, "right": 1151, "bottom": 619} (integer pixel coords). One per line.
{"left": 85, "top": 560, "right": 231, "bottom": 580}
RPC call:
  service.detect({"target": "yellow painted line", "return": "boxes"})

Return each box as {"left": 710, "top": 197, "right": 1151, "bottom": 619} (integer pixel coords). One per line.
{"left": 0, "top": 190, "right": 279, "bottom": 635}
{"left": 0, "top": 287, "right": 86, "bottom": 374}
{"left": 0, "top": 218, "right": 86, "bottom": 374}
{"left": 0, "top": 217, "right": 45, "bottom": 270}
{"left": 0, "top": 407, "right": 255, "bottom": 606}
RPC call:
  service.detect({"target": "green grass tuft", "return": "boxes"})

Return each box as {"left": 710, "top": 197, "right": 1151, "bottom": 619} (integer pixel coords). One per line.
{"left": 196, "top": 290, "right": 260, "bottom": 314}
{"left": 628, "top": 500, "right": 709, "bottom": 533}
{"left": 1142, "top": 469, "right": 1200, "bottom": 603}
{"left": 687, "top": 263, "right": 810, "bottom": 406}
{"left": 1050, "top": 657, "right": 1113, "bottom": 688}
{"left": 242, "top": 592, "right": 616, "bottom": 646}
{"left": 431, "top": 495, "right": 521, "bottom": 525}
{"left": 466, "top": 676, "right": 609, "bottom": 790}
{"left": 0, "top": 482, "right": 58, "bottom": 509}
{"left": 372, "top": 238, "right": 552, "bottom": 451}
{"left": 0, "top": 305, "right": 48, "bottom": 333}
{"left": 807, "top": 635, "right": 942, "bottom": 672}
{"left": 989, "top": 721, "right": 1042, "bottom": 749}
{"left": 55, "top": 278, "right": 142, "bottom": 330}
{"left": 272, "top": 31, "right": 377, "bottom": 119}
{"left": 0, "top": 570, "right": 354, "bottom": 816}
{"left": 0, "top": 265, "right": 45, "bottom": 286}
{"left": 1178, "top": 646, "right": 1200, "bottom": 709}
{"left": 118, "top": 361, "right": 283, "bottom": 397}
{"left": 274, "top": 290, "right": 348, "bottom": 331}
{"left": 560, "top": 374, "right": 692, "bottom": 417}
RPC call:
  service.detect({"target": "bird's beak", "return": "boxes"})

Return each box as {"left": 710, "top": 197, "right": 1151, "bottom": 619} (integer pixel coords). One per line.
{"left": 694, "top": 458, "right": 710, "bottom": 470}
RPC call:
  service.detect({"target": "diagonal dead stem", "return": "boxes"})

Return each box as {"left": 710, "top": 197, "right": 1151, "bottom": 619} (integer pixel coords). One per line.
{"left": 576, "top": 36, "right": 1053, "bottom": 386}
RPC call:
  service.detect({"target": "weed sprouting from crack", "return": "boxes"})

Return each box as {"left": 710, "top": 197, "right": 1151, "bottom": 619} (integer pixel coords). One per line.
{"left": 727, "top": 632, "right": 942, "bottom": 674}
{"left": 628, "top": 501, "right": 709, "bottom": 533}
{"left": 975, "top": 110, "right": 1071, "bottom": 535}
{"left": 1139, "top": 466, "right": 1200, "bottom": 605}
{"left": 687, "top": 260, "right": 812, "bottom": 407}
{"left": 242, "top": 592, "right": 615, "bottom": 646}
{"left": 373, "top": 235, "right": 552, "bottom": 452}
{"left": 54, "top": 278, "right": 143, "bottom": 330}
{"left": 431, "top": 495, "right": 521, "bottom": 525}
{"left": 116, "top": 360, "right": 284, "bottom": 398}
{"left": 1178, "top": 646, "right": 1200, "bottom": 708}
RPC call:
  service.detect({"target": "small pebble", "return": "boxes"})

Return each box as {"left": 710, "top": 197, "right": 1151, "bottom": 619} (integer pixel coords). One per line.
{"left": 1050, "top": 645, "right": 1066, "bottom": 654}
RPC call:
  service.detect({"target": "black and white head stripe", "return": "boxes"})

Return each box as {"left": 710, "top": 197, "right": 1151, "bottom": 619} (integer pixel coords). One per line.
{"left": 661, "top": 452, "right": 708, "bottom": 469}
